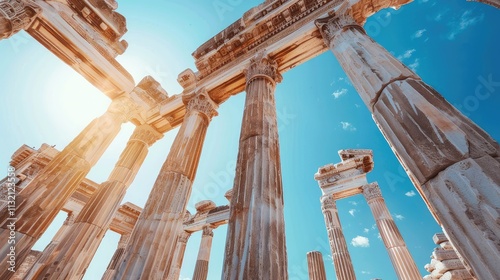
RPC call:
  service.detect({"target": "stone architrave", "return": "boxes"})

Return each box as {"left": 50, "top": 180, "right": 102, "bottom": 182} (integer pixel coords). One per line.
{"left": 0, "top": 96, "right": 138, "bottom": 278}
{"left": 0, "top": 0, "right": 41, "bottom": 39}
{"left": 362, "top": 183, "right": 421, "bottom": 279}
{"left": 316, "top": 13, "right": 500, "bottom": 278}
{"left": 222, "top": 52, "right": 288, "bottom": 280}
{"left": 306, "top": 251, "right": 327, "bottom": 280}
{"left": 32, "top": 124, "right": 163, "bottom": 280}
{"left": 102, "top": 234, "right": 131, "bottom": 280}
{"left": 192, "top": 226, "right": 214, "bottom": 280}
{"left": 112, "top": 88, "right": 218, "bottom": 279}
{"left": 320, "top": 195, "right": 356, "bottom": 280}
{"left": 165, "top": 230, "right": 191, "bottom": 280}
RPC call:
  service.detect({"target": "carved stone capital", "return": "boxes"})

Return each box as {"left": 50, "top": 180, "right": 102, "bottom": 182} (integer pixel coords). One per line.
{"left": 107, "top": 95, "right": 141, "bottom": 123}
{"left": 178, "top": 231, "right": 191, "bottom": 243}
{"left": 362, "top": 182, "right": 382, "bottom": 201}
{"left": 202, "top": 225, "right": 214, "bottom": 237}
{"left": 0, "top": 0, "right": 41, "bottom": 39}
{"left": 315, "top": 13, "right": 362, "bottom": 46}
{"left": 320, "top": 195, "right": 336, "bottom": 212}
{"left": 129, "top": 124, "right": 163, "bottom": 147}
{"left": 245, "top": 52, "right": 282, "bottom": 86}
{"left": 183, "top": 88, "right": 218, "bottom": 121}
{"left": 63, "top": 212, "right": 77, "bottom": 226}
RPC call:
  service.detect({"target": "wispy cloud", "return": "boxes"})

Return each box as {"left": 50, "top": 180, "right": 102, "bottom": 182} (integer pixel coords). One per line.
{"left": 351, "top": 236, "right": 370, "bottom": 247}
{"left": 361, "top": 270, "right": 372, "bottom": 275}
{"left": 397, "top": 49, "right": 416, "bottom": 60}
{"left": 448, "top": 10, "right": 484, "bottom": 40}
{"left": 405, "top": 190, "right": 417, "bottom": 197}
{"left": 408, "top": 58, "right": 420, "bottom": 72}
{"left": 332, "top": 88, "right": 348, "bottom": 99}
{"left": 349, "top": 209, "right": 357, "bottom": 216}
{"left": 348, "top": 201, "right": 358, "bottom": 206}
{"left": 413, "top": 29, "right": 427, "bottom": 39}
{"left": 341, "top": 121, "right": 357, "bottom": 131}
{"left": 363, "top": 228, "right": 370, "bottom": 233}
{"left": 394, "top": 213, "right": 405, "bottom": 220}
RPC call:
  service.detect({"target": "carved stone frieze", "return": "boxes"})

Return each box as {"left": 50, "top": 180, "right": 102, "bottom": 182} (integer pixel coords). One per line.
{"left": 0, "top": 0, "right": 41, "bottom": 39}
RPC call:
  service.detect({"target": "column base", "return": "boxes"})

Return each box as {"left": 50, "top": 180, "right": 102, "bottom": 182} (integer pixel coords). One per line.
{"left": 422, "top": 155, "right": 500, "bottom": 279}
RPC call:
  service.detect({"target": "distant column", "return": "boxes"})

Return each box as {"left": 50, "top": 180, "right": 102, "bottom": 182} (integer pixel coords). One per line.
{"left": 362, "top": 183, "right": 420, "bottom": 279}
{"left": 165, "top": 231, "right": 191, "bottom": 280}
{"left": 320, "top": 195, "right": 356, "bottom": 280}
{"left": 307, "top": 251, "right": 327, "bottom": 280}
{"left": 33, "top": 124, "right": 162, "bottom": 280}
{"left": 316, "top": 13, "right": 500, "bottom": 279}
{"left": 222, "top": 52, "right": 288, "bottom": 279}
{"left": 0, "top": 0, "right": 40, "bottom": 39}
{"left": 192, "top": 226, "right": 214, "bottom": 280}
{"left": 0, "top": 96, "right": 137, "bottom": 278}
{"left": 113, "top": 88, "right": 218, "bottom": 279}
{"left": 102, "top": 234, "right": 130, "bottom": 280}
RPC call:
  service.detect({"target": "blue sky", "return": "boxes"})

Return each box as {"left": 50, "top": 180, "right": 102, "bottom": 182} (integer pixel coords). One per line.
{"left": 0, "top": 1, "right": 499, "bottom": 279}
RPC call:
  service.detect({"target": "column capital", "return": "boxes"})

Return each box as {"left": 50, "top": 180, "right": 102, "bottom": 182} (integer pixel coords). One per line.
{"left": 107, "top": 95, "right": 142, "bottom": 123}
{"left": 183, "top": 88, "right": 219, "bottom": 121}
{"left": 202, "top": 225, "right": 214, "bottom": 237}
{"left": 0, "top": 0, "right": 41, "bottom": 39}
{"left": 63, "top": 212, "right": 77, "bottom": 226}
{"left": 178, "top": 231, "right": 191, "bottom": 244}
{"left": 315, "top": 13, "right": 363, "bottom": 45}
{"left": 129, "top": 124, "right": 163, "bottom": 147}
{"left": 362, "top": 182, "right": 382, "bottom": 201}
{"left": 320, "top": 195, "right": 336, "bottom": 211}
{"left": 245, "top": 51, "right": 283, "bottom": 86}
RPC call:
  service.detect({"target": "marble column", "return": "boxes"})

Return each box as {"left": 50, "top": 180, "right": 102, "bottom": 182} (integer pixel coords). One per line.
{"left": 307, "top": 251, "right": 327, "bottom": 280}
{"left": 0, "top": 0, "right": 40, "bottom": 40}
{"left": 362, "top": 183, "right": 420, "bottom": 279}
{"left": 316, "top": 13, "right": 500, "bottom": 279}
{"left": 192, "top": 226, "right": 214, "bottom": 280}
{"left": 222, "top": 52, "right": 288, "bottom": 279}
{"left": 102, "top": 234, "right": 130, "bottom": 280}
{"left": 320, "top": 195, "right": 356, "bottom": 280}
{"left": 0, "top": 96, "right": 137, "bottom": 278}
{"left": 32, "top": 124, "right": 162, "bottom": 280}
{"left": 112, "top": 88, "right": 218, "bottom": 279}
{"left": 165, "top": 231, "right": 191, "bottom": 280}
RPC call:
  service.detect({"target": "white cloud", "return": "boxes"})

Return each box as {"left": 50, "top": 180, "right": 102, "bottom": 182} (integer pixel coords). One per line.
{"left": 351, "top": 236, "right": 370, "bottom": 247}
{"left": 394, "top": 213, "right": 405, "bottom": 220}
{"left": 341, "top": 121, "right": 357, "bottom": 131}
{"left": 408, "top": 58, "right": 420, "bottom": 72}
{"left": 405, "top": 190, "right": 417, "bottom": 197}
{"left": 363, "top": 228, "right": 370, "bottom": 233}
{"left": 397, "top": 49, "right": 416, "bottom": 61}
{"left": 332, "top": 88, "right": 348, "bottom": 99}
{"left": 348, "top": 209, "right": 357, "bottom": 216}
{"left": 348, "top": 201, "right": 358, "bottom": 206}
{"left": 413, "top": 29, "right": 426, "bottom": 38}
{"left": 361, "top": 270, "right": 372, "bottom": 274}
{"left": 448, "top": 10, "right": 484, "bottom": 40}
{"left": 377, "top": 233, "right": 382, "bottom": 240}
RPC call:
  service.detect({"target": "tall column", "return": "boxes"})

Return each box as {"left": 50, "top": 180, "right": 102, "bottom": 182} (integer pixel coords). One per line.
{"left": 112, "top": 88, "right": 218, "bottom": 279}
{"left": 102, "top": 234, "right": 130, "bottom": 280}
{"left": 222, "top": 52, "right": 288, "bottom": 279}
{"left": 320, "top": 195, "right": 356, "bottom": 280}
{"left": 165, "top": 231, "right": 191, "bottom": 280}
{"left": 362, "top": 183, "right": 420, "bottom": 279}
{"left": 0, "top": 96, "right": 137, "bottom": 278}
{"left": 316, "top": 13, "right": 500, "bottom": 279}
{"left": 0, "top": 0, "right": 40, "bottom": 40}
{"left": 306, "top": 251, "right": 327, "bottom": 280}
{"left": 32, "top": 124, "right": 163, "bottom": 280}
{"left": 192, "top": 226, "right": 214, "bottom": 280}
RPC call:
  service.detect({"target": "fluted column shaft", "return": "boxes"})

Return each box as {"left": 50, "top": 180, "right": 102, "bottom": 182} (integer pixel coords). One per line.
{"left": 0, "top": 0, "right": 40, "bottom": 40}
{"left": 192, "top": 226, "right": 214, "bottom": 280}
{"left": 320, "top": 195, "right": 356, "bottom": 280}
{"left": 102, "top": 234, "right": 130, "bottom": 280}
{"left": 0, "top": 96, "right": 136, "bottom": 278}
{"left": 165, "top": 231, "right": 191, "bottom": 280}
{"left": 112, "top": 90, "right": 218, "bottom": 280}
{"left": 362, "top": 183, "right": 420, "bottom": 279}
{"left": 32, "top": 124, "right": 162, "bottom": 280}
{"left": 222, "top": 52, "right": 288, "bottom": 279}
{"left": 307, "top": 251, "right": 327, "bottom": 280}
{"left": 316, "top": 14, "right": 500, "bottom": 279}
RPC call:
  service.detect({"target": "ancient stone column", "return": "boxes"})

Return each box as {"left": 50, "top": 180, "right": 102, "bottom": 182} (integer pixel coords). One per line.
{"left": 316, "top": 13, "right": 500, "bottom": 279}
{"left": 362, "top": 182, "right": 420, "bottom": 279}
{"left": 112, "top": 88, "right": 218, "bottom": 279}
{"left": 0, "top": 0, "right": 40, "bottom": 39}
{"left": 222, "top": 52, "right": 288, "bottom": 279}
{"left": 102, "top": 234, "right": 130, "bottom": 280}
{"left": 32, "top": 124, "right": 162, "bottom": 280}
{"left": 467, "top": 0, "right": 500, "bottom": 9}
{"left": 192, "top": 226, "right": 214, "bottom": 280}
{"left": 307, "top": 251, "right": 327, "bottom": 280}
{"left": 0, "top": 96, "right": 137, "bottom": 278}
{"left": 165, "top": 231, "right": 191, "bottom": 280}
{"left": 320, "top": 195, "right": 356, "bottom": 280}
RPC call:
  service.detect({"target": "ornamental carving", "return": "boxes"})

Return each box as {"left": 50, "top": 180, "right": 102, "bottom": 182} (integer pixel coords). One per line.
{"left": 202, "top": 226, "right": 214, "bottom": 237}
{"left": 320, "top": 195, "right": 336, "bottom": 212}
{"left": 315, "top": 13, "right": 361, "bottom": 45}
{"left": 362, "top": 182, "right": 382, "bottom": 201}
{"left": 129, "top": 124, "right": 163, "bottom": 147}
{"left": 0, "top": 0, "right": 41, "bottom": 39}
{"left": 184, "top": 88, "right": 218, "bottom": 121}
{"left": 245, "top": 52, "right": 282, "bottom": 85}
{"left": 64, "top": 212, "right": 77, "bottom": 226}
{"left": 107, "top": 95, "right": 141, "bottom": 122}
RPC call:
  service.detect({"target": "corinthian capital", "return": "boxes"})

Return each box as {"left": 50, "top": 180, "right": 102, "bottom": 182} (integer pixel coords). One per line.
{"left": 0, "top": 0, "right": 41, "bottom": 39}
{"left": 245, "top": 51, "right": 282, "bottom": 85}
{"left": 202, "top": 226, "right": 214, "bottom": 237}
{"left": 107, "top": 95, "right": 141, "bottom": 123}
{"left": 320, "top": 195, "right": 336, "bottom": 212}
{"left": 183, "top": 88, "right": 218, "bottom": 121}
{"left": 315, "top": 13, "right": 362, "bottom": 45}
{"left": 362, "top": 182, "right": 382, "bottom": 201}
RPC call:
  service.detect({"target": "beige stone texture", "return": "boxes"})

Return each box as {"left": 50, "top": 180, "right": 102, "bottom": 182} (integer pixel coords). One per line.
{"left": 306, "top": 251, "right": 327, "bottom": 280}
